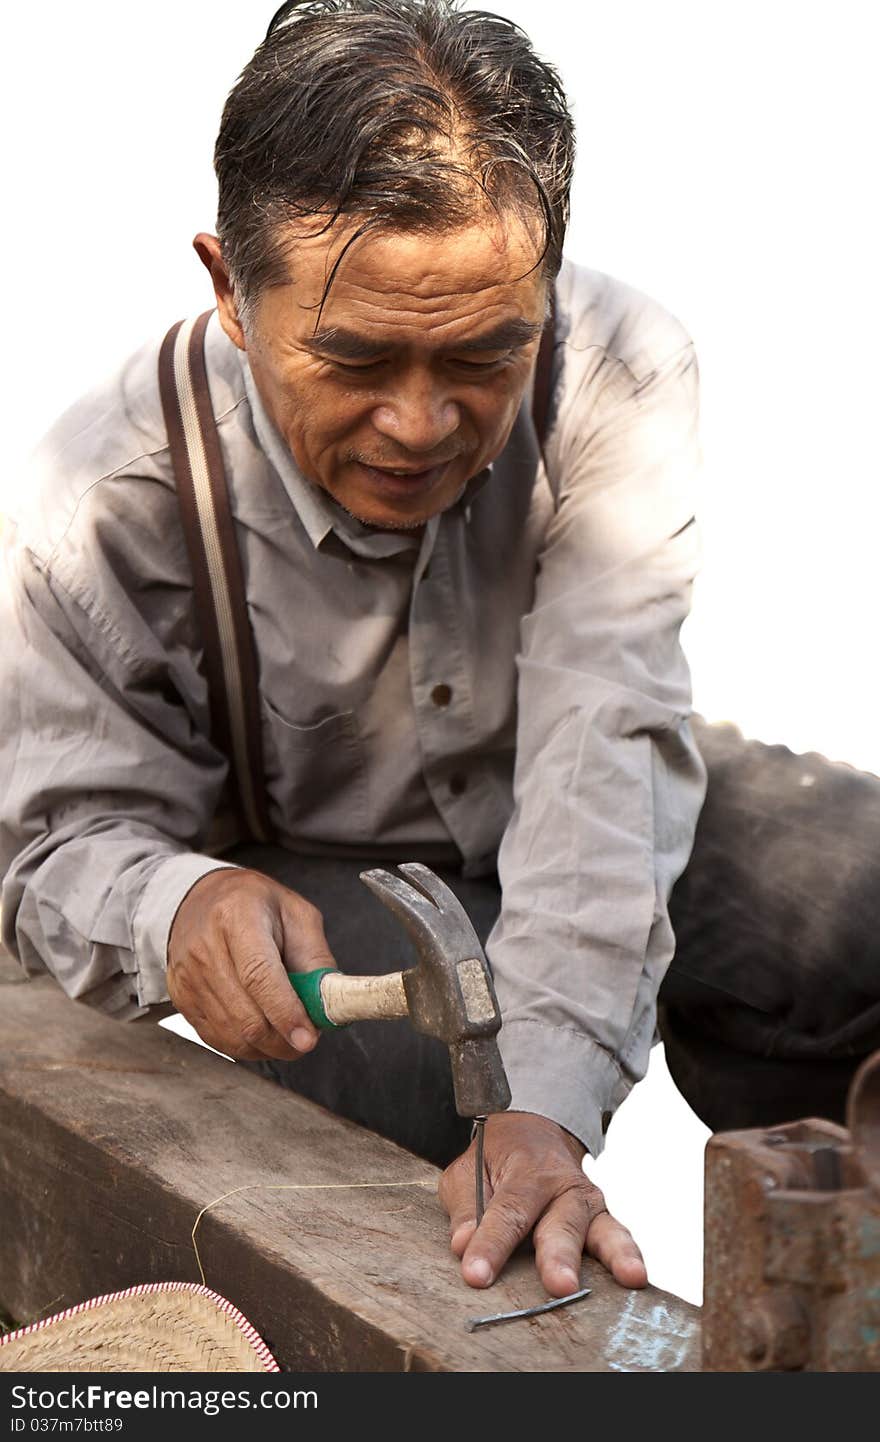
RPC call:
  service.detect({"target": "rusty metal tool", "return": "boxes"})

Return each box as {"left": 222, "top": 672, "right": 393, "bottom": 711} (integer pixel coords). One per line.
{"left": 288, "top": 863, "right": 511, "bottom": 1217}
{"left": 702, "top": 1047, "right": 880, "bottom": 1371}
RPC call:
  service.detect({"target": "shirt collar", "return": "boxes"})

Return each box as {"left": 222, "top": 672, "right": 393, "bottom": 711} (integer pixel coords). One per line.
{"left": 240, "top": 354, "right": 334, "bottom": 547}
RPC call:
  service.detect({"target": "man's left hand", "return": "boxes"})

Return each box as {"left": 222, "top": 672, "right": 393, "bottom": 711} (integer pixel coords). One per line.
{"left": 439, "top": 1111, "right": 647, "bottom": 1295}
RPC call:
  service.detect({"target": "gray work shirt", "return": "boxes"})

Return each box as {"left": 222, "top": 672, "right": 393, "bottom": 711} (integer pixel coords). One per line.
{"left": 0, "top": 258, "right": 706, "bottom": 1158}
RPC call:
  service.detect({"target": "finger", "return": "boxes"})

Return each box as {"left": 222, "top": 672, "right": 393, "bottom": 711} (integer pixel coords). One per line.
{"left": 184, "top": 1007, "right": 262, "bottom": 1061}
{"left": 219, "top": 978, "right": 311, "bottom": 1060}
{"left": 190, "top": 965, "right": 309, "bottom": 1061}
{"left": 528, "top": 1188, "right": 588, "bottom": 1303}
{"left": 585, "top": 1209, "right": 648, "bottom": 1289}
{"left": 459, "top": 1171, "right": 546, "bottom": 1289}
{"left": 277, "top": 894, "right": 342, "bottom": 1047}
{"left": 531, "top": 1183, "right": 604, "bottom": 1297}
{"left": 439, "top": 1148, "right": 495, "bottom": 1257}
{"left": 226, "top": 912, "right": 322, "bottom": 1054}
{"left": 167, "top": 975, "right": 265, "bottom": 1062}
{"left": 279, "top": 893, "right": 339, "bottom": 974}
{"left": 174, "top": 933, "right": 313, "bottom": 1061}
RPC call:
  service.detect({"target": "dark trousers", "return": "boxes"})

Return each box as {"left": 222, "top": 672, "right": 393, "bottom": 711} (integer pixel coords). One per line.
{"left": 234, "top": 718, "right": 880, "bottom": 1165}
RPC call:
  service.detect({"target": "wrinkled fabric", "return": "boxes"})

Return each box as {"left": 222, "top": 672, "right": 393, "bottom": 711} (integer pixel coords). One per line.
{"left": 0, "top": 259, "right": 705, "bottom": 1157}
{"left": 660, "top": 721, "right": 877, "bottom": 1090}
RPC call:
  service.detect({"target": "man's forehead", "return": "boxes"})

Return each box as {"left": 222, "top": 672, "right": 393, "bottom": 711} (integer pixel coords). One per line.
{"left": 273, "top": 210, "right": 547, "bottom": 315}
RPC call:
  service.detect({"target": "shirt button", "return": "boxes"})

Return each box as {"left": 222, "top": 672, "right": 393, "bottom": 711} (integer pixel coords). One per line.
{"left": 449, "top": 773, "right": 468, "bottom": 796}
{"left": 431, "top": 683, "right": 453, "bottom": 707}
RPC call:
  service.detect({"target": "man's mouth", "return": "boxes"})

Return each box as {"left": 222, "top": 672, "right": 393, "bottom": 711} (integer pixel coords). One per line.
{"left": 354, "top": 459, "right": 455, "bottom": 494}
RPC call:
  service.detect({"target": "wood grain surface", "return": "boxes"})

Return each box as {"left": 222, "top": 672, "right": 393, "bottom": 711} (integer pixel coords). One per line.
{"left": 0, "top": 968, "right": 701, "bottom": 1371}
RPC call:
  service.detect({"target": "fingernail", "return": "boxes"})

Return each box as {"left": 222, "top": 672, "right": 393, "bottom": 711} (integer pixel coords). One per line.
{"left": 291, "top": 1027, "right": 315, "bottom": 1051}
{"left": 559, "top": 1266, "right": 580, "bottom": 1292}
{"left": 465, "top": 1257, "right": 493, "bottom": 1287}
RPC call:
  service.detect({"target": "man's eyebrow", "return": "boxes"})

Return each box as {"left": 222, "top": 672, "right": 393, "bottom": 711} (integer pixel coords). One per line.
{"left": 452, "top": 317, "right": 545, "bottom": 352}
{"left": 307, "top": 316, "right": 544, "bottom": 359}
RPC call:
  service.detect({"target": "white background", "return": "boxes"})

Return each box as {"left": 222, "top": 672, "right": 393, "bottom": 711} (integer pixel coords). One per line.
{"left": 3, "top": 1, "right": 878, "bottom": 1307}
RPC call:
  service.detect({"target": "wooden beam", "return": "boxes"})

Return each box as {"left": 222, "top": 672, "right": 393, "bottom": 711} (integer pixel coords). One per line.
{"left": 0, "top": 964, "right": 700, "bottom": 1371}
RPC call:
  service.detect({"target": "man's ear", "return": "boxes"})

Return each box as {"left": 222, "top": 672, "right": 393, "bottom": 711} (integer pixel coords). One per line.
{"left": 193, "top": 233, "right": 247, "bottom": 350}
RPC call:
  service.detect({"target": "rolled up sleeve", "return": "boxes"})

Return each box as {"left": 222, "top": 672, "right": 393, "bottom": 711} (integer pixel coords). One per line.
{"left": 488, "top": 338, "right": 708, "bottom": 1157}
{"left": 0, "top": 533, "right": 236, "bottom": 1013}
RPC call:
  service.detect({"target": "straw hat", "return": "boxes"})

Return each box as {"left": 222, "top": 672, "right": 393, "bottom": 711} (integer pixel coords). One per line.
{"left": 0, "top": 1283, "right": 279, "bottom": 1373}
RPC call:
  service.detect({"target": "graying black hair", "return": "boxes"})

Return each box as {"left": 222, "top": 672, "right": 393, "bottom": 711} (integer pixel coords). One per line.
{"left": 214, "top": 0, "right": 575, "bottom": 316}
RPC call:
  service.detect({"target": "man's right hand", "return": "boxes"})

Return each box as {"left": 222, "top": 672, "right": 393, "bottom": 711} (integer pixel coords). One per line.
{"left": 166, "top": 868, "right": 337, "bottom": 1061}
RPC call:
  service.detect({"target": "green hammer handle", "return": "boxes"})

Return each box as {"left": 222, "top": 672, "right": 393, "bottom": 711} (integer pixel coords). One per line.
{"left": 287, "top": 968, "right": 341, "bottom": 1030}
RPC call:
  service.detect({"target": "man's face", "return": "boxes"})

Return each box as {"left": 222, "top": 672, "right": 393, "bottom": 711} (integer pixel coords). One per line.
{"left": 227, "top": 213, "right": 547, "bottom": 530}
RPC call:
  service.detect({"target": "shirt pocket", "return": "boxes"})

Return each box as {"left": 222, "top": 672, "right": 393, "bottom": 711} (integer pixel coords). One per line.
{"left": 260, "top": 696, "right": 368, "bottom": 843}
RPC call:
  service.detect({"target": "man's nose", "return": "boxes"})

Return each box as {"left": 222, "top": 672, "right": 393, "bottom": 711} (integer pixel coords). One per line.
{"left": 370, "top": 373, "right": 459, "bottom": 453}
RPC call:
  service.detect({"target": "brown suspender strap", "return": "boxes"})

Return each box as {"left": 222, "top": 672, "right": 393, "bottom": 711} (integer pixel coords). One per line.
{"left": 158, "top": 311, "right": 273, "bottom": 844}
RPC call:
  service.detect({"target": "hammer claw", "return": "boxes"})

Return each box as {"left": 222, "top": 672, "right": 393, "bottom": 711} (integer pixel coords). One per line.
{"left": 397, "top": 861, "right": 470, "bottom": 917}
{"left": 360, "top": 865, "right": 484, "bottom": 963}
{"left": 358, "top": 867, "right": 440, "bottom": 934}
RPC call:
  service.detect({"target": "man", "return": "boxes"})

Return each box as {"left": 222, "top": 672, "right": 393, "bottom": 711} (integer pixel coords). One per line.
{"left": 0, "top": 0, "right": 708, "bottom": 1298}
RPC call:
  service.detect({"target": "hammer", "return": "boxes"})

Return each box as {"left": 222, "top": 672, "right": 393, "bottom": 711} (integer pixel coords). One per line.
{"left": 287, "top": 862, "right": 511, "bottom": 1127}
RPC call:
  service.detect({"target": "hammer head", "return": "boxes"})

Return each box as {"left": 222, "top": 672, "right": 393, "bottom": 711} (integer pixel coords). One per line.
{"left": 359, "top": 863, "right": 511, "bottom": 1119}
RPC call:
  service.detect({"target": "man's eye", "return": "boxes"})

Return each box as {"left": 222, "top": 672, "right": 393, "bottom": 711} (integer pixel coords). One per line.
{"left": 329, "top": 358, "right": 387, "bottom": 373}
{"left": 324, "top": 354, "right": 509, "bottom": 375}
{"left": 451, "top": 355, "right": 510, "bottom": 372}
